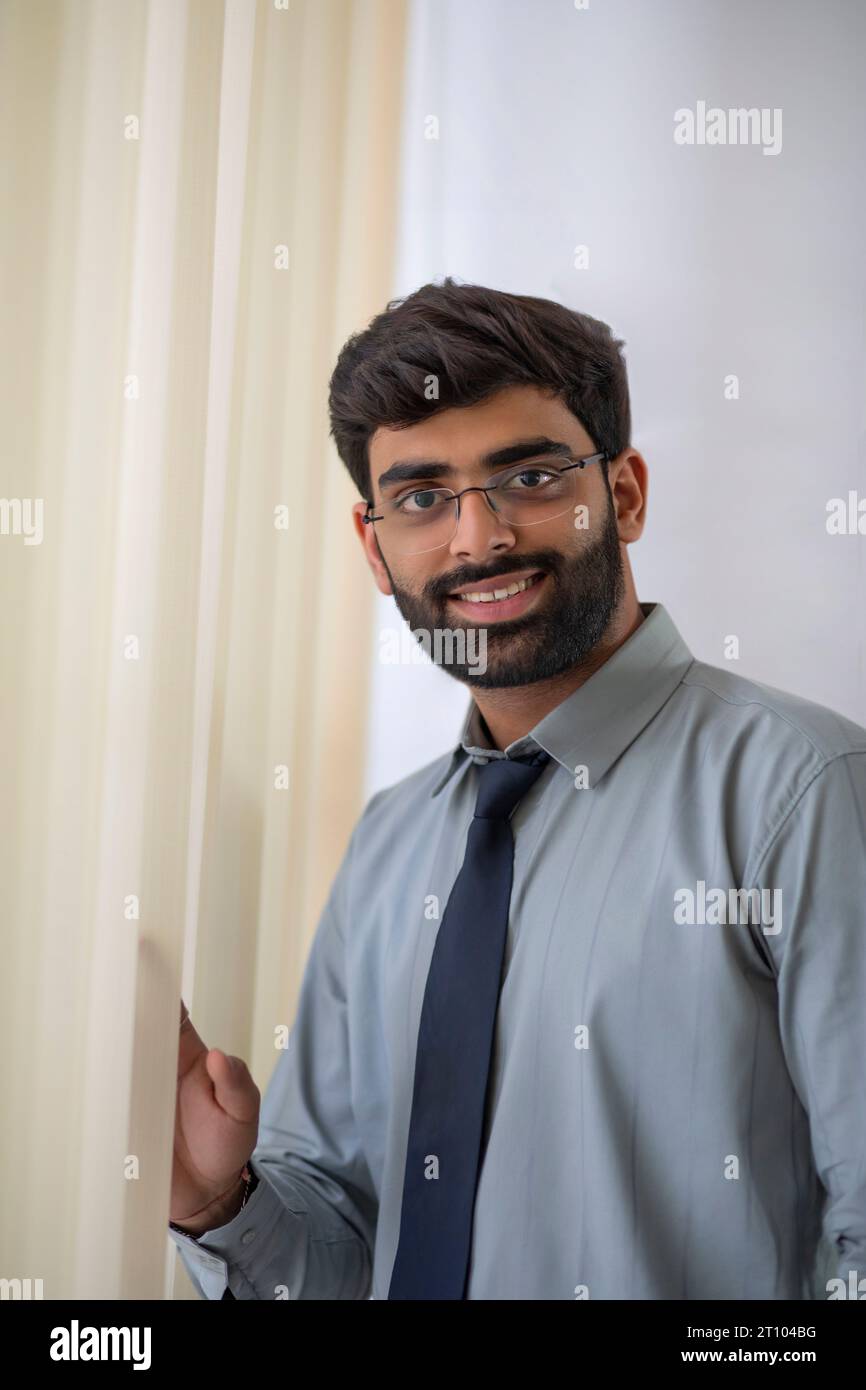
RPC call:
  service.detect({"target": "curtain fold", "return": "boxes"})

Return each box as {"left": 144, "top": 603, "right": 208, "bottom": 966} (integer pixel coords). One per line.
{"left": 0, "top": 0, "right": 407, "bottom": 1299}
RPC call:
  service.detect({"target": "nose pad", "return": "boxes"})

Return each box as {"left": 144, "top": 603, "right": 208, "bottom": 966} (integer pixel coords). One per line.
{"left": 452, "top": 487, "right": 514, "bottom": 552}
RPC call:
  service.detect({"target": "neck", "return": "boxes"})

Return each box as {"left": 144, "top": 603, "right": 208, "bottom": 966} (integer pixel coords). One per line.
{"left": 469, "top": 597, "right": 646, "bottom": 751}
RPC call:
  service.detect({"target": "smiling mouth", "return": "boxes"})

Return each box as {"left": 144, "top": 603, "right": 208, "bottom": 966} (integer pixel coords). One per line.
{"left": 446, "top": 570, "right": 547, "bottom": 620}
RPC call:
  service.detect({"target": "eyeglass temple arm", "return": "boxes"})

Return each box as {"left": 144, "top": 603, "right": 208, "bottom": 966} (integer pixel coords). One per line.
{"left": 559, "top": 451, "right": 607, "bottom": 474}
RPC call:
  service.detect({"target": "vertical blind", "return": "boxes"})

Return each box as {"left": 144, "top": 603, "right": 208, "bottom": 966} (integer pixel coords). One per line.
{"left": 0, "top": 0, "right": 407, "bottom": 1299}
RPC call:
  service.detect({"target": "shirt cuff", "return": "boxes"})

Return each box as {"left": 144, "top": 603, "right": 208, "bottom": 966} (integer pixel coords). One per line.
{"left": 168, "top": 1160, "right": 287, "bottom": 1300}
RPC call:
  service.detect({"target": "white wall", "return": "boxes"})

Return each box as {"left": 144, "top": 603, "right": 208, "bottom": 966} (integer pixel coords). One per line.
{"left": 364, "top": 0, "right": 866, "bottom": 799}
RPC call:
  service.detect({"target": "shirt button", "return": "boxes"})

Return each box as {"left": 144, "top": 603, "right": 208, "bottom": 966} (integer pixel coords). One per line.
{"left": 241, "top": 1229, "right": 256, "bottom": 1245}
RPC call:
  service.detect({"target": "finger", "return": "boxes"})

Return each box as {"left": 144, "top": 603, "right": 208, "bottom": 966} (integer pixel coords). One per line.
{"left": 178, "top": 998, "right": 207, "bottom": 1071}
{"left": 205, "top": 1049, "right": 260, "bottom": 1126}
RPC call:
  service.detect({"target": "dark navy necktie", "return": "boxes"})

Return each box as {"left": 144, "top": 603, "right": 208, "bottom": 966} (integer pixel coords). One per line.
{"left": 388, "top": 747, "right": 550, "bottom": 1300}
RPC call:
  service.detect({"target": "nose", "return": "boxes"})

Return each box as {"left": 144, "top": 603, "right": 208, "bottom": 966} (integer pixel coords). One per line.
{"left": 448, "top": 488, "right": 516, "bottom": 563}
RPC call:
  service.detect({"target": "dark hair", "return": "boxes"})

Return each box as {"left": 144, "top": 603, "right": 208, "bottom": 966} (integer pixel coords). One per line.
{"left": 327, "top": 277, "right": 631, "bottom": 501}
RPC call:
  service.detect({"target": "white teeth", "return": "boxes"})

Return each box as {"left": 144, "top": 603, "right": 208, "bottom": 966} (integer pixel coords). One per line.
{"left": 456, "top": 574, "right": 538, "bottom": 604}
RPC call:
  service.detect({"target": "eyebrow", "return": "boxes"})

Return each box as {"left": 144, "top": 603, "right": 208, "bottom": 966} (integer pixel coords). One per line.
{"left": 374, "top": 437, "right": 575, "bottom": 495}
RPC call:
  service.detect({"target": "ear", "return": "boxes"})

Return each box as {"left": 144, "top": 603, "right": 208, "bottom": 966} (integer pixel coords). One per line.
{"left": 352, "top": 501, "right": 394, "bottom": 596}
{"left": 608, "top": 449, "right": 648, "bottom": 544}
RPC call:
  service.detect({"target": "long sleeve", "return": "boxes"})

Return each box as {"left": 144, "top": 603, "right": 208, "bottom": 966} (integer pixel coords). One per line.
{"left": 170, "top": 809, "right": 380, "bottom": 1300}
{"left": 746, "top": 750, "right": 866, "bottom": 1295}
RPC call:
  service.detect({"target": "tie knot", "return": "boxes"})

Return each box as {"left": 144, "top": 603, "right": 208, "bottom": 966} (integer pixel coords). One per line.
{"left": 472, "top": 749, "right": 550, "bottom": 821}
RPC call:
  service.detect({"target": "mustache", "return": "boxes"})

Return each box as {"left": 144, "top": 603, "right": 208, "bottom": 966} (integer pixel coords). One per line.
{"left": 426, "top": 552, "right": 562, "bottom": 600}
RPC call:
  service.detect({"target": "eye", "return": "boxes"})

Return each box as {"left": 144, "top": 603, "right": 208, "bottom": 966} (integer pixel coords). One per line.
{"left": 395, "top": 488, "right": 452, "bottom": 514}
{"left": 501, "top": 466, "right": 559, "bottom": 491}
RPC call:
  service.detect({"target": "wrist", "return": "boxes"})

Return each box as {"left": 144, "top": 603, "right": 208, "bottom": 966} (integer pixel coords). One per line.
{"left": 170, "top": 1162, "right": 256, "bottom": 1238}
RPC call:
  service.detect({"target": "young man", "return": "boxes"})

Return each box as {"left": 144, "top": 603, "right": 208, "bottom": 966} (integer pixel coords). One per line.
{"left": 170, "top": 279, "right": 866, "bottom": 1300}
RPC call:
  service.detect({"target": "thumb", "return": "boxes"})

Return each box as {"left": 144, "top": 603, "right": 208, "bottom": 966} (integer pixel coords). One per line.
{"left": 205, "top": 1048, "right": 259, "bottom": 1124}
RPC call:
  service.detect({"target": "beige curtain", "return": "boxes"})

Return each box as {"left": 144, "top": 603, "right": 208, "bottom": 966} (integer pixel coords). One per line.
{"left": 0, "top": 0, "right": 407, "bottom": 1299}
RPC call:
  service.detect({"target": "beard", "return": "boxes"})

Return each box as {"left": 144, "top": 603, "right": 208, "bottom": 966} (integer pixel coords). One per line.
{"left": 379, "top": 485, "right": 626, "bottom": 688}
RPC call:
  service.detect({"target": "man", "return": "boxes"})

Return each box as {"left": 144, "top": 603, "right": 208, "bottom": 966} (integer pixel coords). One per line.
{"left": 169, "top": 279, "right": 866, "bottom": 1300}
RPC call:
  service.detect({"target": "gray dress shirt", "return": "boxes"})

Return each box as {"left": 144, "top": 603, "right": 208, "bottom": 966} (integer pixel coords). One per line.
{"left": 170, "top": 601, "right": 866, "bottom": 1300}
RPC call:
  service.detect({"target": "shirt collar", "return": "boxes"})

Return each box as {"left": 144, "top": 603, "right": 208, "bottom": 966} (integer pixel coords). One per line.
{"left": 430, "top": 602, "right": 695, "bottom": 796}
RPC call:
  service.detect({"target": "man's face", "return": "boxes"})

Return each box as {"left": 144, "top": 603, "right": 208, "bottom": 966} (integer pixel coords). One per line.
{"left": 354, "top": 385, "right": 628, "bottom": 688}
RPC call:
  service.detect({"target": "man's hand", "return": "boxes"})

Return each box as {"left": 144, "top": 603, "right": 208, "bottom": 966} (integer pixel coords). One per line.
{"left": 171, "top": 999, "right": 261, "bottom": 1233}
